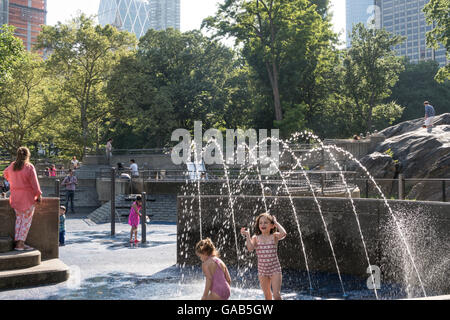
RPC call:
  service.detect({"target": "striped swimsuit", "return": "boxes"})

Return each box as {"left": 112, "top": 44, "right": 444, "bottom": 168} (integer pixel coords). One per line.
{"left": 255, "top": 235, "right": 282, "bottom": 277}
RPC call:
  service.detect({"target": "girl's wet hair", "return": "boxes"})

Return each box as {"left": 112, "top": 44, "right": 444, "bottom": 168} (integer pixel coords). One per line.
{"left": 254, "top": 212, "right": 277, "bottom": 235}
{"left": 136, "top": 195, "right": 142, "bottom": 201}
{"left": 195, "top": 237, "right": 219, "bottom": 257}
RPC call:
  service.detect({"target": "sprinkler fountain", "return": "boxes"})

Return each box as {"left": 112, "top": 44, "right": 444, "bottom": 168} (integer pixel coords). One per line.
{"left": 174, "top": 132, "right": 449, "bottom": 300}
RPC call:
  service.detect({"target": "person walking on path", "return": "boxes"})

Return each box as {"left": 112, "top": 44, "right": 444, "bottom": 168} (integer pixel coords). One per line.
{"left": 3, "top": 147, "right": 42, "bottom": 251}
{"left": 424, "top": 101, "right": 436, "bottom": 133}
{"left": 62, "top": 169, "right": 78, "bottom": 214}
{"left": 106, "top": 138, "right": 113, "bottom": 165}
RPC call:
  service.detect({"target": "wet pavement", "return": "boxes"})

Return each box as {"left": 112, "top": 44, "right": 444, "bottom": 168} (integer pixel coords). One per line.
{"left": 0, "top": 212, "right": 409, "bottom": 300}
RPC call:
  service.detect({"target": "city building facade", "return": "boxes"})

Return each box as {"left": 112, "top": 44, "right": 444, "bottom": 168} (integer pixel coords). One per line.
{"left": 346, "top": 0, "right": 447, "bottom": 67}
{"left": 1, "top": 0, "right": 47, "bottom": 51}
{"left": 1, "top": 0, "right": 8, "bottom": 25}
{"left": 98, "top": 0, "right": 180, "bottom": 39}
{"left": 98, "top": 0, "right": 151, "bottom": 39}
{"left": 148, "top": 0, "right": 180, "bottom": 31}
{"left": 375, "top": 0, "right": 447, "bottom": 67}
{"left": 346, "top": 0, "right": 377, "bottom": 48}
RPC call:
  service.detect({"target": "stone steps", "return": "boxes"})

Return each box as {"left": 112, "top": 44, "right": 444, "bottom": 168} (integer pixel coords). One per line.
{"left": 0, "top": 258, "right": 69, "bottom": 291}
{"left": 0, "top": 237, "right": 13, "bottom": 253}
{"left": 88, "top": 194, "right": 177, "bottom": 224}
{"left": 0, "top": 250, "right": 41, "bottom": 271}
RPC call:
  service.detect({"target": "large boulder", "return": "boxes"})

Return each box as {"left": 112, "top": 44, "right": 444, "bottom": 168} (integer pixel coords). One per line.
{"left": 359, "top": 113, "right": 450, "bottom": 201}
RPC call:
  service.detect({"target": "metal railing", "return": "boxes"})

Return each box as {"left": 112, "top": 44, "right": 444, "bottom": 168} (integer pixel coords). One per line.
{"left": 39, "top": 166, "right": 448, "bottom": 203}
{"left": 356, "top": 175, "right": 449, "bottom": 202}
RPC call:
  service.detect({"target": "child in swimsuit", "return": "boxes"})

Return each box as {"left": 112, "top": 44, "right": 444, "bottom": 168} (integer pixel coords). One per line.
{"left": 241, "top": 213, "right": 287, "bottom": 300}
{"left": 128, "top": 196, "right": 142, "bottom": 243}
{"left": 195, "top": 238, "right": 232, "bottom": 300}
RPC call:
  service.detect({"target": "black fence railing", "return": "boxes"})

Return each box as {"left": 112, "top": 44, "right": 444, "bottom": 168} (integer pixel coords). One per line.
{"left": 355, "top": 177, "right": 449, "bottom": 203}
{"left": 36, "top": 167, "right": 448, "bottom": 203}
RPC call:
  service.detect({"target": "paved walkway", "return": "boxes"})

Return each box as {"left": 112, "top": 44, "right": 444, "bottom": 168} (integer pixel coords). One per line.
{"left": 0, "top": 213, "right": 192, "bottom": 300}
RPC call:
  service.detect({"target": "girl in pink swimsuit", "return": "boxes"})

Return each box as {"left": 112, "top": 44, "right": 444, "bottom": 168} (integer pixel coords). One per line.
{"left": 195, "top": 238, "right": 232, "bottom": 300}
{"left": 241, "top": 213, "right": 287, "bottom": 300}
{"left": 128, "top": 196, "right": 142, "bottom": 243}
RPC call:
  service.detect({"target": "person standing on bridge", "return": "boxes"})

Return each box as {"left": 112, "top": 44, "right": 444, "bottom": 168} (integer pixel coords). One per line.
{"left": 3, "top": 147, "right": 42, "bottom": 251}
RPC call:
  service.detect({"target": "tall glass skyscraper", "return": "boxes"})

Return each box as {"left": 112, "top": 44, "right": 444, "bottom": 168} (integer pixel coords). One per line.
{"left": 98, "top": 0, "right": 151, "bottom": 39}
{"left": 148, "top": 0, "right": 180, "bottom": 31}
{"left": 375, "top": 0, "right": 447, "bottom": 67}
{"left": 346, "top": 0, "right": 377, "bottom": 48}
{"left": 1, "top": 0, "right": 8, "bottom": 25}
{"left": 98, "top": 0, "right": 180, "bottom": 39}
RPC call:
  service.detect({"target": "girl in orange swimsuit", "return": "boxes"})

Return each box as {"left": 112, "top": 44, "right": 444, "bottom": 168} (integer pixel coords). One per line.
{"left": 241, "top": 213, "right": 287, "bottom": 300}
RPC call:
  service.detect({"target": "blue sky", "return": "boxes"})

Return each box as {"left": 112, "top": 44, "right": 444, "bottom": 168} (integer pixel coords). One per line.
{"left": 47, "top": 0, "right": 346, "bottom": 43}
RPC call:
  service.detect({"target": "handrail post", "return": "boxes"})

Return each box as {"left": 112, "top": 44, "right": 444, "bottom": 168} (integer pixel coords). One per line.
{"left": 443, "top": 180, "right": 447, "bottom": 202}
{"left": 398, "top": 174, "right": 405, "bottom": 200}
{"left": 141, "top": 192, "right": 147, "bottom": 243}
{"left": 111, "top": 167, "right": 116, "bottom": 236}
{"left": 365, "top": 179, "right": 369, "bottom": 198}
{"left": 130, "top": 172, "right": 133, "bottom": 195}
{"left": 321, "top": 172, "right": 325, "bottom": 195}
{"left": 55, "top": 179, "right": 60, "bottom": 202}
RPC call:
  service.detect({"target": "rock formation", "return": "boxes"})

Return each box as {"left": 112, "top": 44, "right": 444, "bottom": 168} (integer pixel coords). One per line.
{"left": 358, "top": 113, "right": 450, "bottom": 201}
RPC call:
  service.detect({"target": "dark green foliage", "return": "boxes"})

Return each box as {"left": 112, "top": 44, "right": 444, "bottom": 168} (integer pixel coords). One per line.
{"left": 390, "top": 60, "right": 450, "bottom": 122}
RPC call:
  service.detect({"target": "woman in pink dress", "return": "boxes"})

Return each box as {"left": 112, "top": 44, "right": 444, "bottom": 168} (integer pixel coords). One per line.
{"left": 128, "top": 196, "right": 142, "bottom": 243}
{"left": 3, "top": 147, "right": 42, "bottom": 251}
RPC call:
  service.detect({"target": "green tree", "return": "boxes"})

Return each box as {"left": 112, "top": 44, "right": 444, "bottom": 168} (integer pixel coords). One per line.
{"left": 424, "top": 0, "right": 450, "bottom": 82}
{"left": 343, "top": 23, "right": 405, "bottom": 133}
{"left": 35, "top": 14, "right": 137, "bottom": 157}
{"left": 389, "top": 60, "right": 450, "bottom": 122}
{"left": 0, "top": 52, "right": 52, "bottom": 155}
{"left": 0, "top": 24, "right": 25, "bottom": 84}
{"left": 203, "top": 0, "right": 336, "bottom": 124}
{"left": 107, "top": 29, "right": 253, "bottom": 148}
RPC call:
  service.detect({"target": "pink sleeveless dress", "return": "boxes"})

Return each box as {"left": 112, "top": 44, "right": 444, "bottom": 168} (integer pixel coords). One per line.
{"left": 209, "top": 257, "right": 231, "bottom": 300}
{"left": 255, "top": 234, "right": 282, "bottom": 277}
{"left": 128, "top": 202, "right": 141, "bottom": 227}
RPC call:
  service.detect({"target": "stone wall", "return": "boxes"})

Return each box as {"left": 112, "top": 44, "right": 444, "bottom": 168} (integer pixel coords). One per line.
{"left": 177, "top": 196, "right": 450, "bottom": 294}
{"left": 0, "top": 198, "right": 59, "bottom": 260}
{"left": 39, "top": 177, "right": 100, "bottom": 208}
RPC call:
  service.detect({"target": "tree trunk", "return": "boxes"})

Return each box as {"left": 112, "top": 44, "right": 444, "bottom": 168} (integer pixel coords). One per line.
{"left": 272, "top": 63, "right": 282, "bottom": 121}
{"left": 81, "top": 105, "right": 88, "bottom": 159}
{"left": 265, "top": 61, "right": 283, "bottom": 121}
